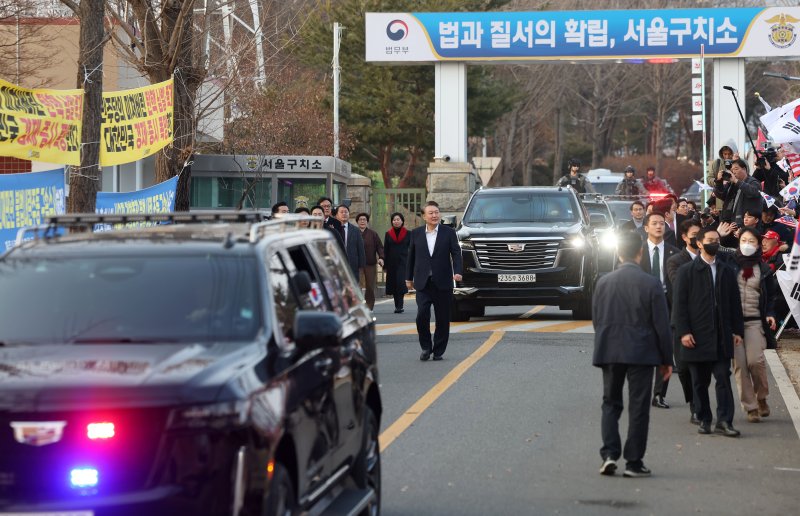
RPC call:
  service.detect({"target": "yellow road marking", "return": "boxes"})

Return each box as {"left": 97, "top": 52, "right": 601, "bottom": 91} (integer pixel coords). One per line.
{"left": 521, "top": 305, "right": 546, "bottom": 318}
{"left": 378, "top": 331, "right": 505, "bottom": 452}
{"left": 530, "top": 320, "right": 592, "bottom": 332}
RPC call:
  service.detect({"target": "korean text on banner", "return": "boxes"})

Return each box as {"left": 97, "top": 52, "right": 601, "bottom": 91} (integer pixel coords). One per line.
{"left": 0, "top": 79, "right": 83, "bottom": 165}
{"left": 100, "top": 78, "right": 174, "bottom": 166}
{"left": 95, "top": 175, "right": 178, "bottom": 231}
{"left": 0, "top": 169, "right": 66, "bottom": 250}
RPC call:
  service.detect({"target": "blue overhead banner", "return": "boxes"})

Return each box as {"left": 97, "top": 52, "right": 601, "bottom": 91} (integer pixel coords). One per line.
{"left": 0, "top": 169, "right": 66, "bottom": 251}
{"left": 366, "top": 8, "right": 800, "bottom": 62}
{"left": 95, "top": 175, "right": 178, "bottom": 231}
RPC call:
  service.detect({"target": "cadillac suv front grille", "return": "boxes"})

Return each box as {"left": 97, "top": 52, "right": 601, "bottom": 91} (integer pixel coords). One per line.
{"left": 473, "top": 240, "right": 560, "bottom": 271}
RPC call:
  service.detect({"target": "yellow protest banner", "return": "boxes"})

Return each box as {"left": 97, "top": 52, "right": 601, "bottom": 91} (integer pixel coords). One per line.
{"left": 100, "top": 78, "right": 174, "bottom": 166}
{"left": 0, "top": 78, "right": 174, "bottom": 166}
{"left": 0, "top": 79, "right": 83, "bottom": 165}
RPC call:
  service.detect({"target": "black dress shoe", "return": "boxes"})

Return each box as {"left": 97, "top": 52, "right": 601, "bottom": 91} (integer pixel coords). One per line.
{"left": 714, "top": 422, "right": 741, "bottom": 437}
{"left": 651, "top": 395, "right": 670, "bottom": 409}
{"left": 432, "top": 355, "right": 443, "bottom": 361}
{"left": 420, "top": 351, "right": 431, "bottom": 361}
{"left": 697, "top": 422, "right": 712, "bottom": 434}
{"left": 690, "top": 413, "right": 701, "bottom": 425}
{"left": 394, "top": 308, "right": 404, "bottom": 313}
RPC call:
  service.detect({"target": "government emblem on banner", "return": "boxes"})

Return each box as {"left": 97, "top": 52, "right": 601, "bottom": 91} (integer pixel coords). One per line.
{"left": 765, "top": 13, "right": 799, "bottom": 49}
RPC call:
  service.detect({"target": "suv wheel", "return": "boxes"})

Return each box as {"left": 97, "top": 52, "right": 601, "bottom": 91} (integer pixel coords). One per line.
{"left": 263, "top": 462, "right": 297, "bottom": 516}
{"left": 451, "top": 301, "right": 470, "bottom": 322}
{"left": 352, "top": 406, "right": 381, "bottom": 515}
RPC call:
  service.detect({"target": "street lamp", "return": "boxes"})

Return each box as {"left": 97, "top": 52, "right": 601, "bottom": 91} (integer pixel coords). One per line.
{"left": 763, "top": 71, "right": 800, "bottom": 81}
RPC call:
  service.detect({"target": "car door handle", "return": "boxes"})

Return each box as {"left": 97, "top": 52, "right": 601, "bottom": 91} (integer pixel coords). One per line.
{"left": 314, "top": 357, "right": 334, "bottom": 373}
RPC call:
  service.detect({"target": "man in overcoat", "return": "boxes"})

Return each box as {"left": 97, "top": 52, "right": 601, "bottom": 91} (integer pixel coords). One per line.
{"left": 593, "top": 231, "right": 673, "bottom": 478}
{"left": 672, "top": 226, "right": 744, "bottom": 437}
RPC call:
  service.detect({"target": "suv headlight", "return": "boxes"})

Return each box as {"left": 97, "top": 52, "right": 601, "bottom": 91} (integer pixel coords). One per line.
{"left": 168, "top": 400, "right": 250, "bottom": 430}
{"left": 601, "top": 231, "right": 618, "bottom": 250}
{"left": 459, "top": 240, "right": 474, "bottom": 250}
{"left": 568, "top": 235, "right": 585, "bottom": 249}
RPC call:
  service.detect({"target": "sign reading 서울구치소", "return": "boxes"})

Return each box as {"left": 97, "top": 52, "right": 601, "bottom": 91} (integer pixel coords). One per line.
{"left": 0, "top": 78, "right": 173, "bottom": 166}
{"left": 365, "top": 7, "right": 800, "bottom": 62}
{"left": 0, "top": 169, "right": 66, "bottom": 250}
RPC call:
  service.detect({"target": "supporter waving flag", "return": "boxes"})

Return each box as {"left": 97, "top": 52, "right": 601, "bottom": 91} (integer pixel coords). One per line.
{"left": 787, "top": 219, "right": 800, "bottom": 274}
{"left": 776, "top": 215, "right": 798, "bottom": 229}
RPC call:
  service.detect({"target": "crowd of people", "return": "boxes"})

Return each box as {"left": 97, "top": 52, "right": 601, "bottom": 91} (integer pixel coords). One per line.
{"left": 269, "top": 196, "right": 411, "bottom": 313}
{"left": 594, "top": 142, "right": 798, "bottom": 478}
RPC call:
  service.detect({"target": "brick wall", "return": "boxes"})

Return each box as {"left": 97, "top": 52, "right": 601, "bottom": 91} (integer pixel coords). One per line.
{"left": 0, "top": 157, "right": 32, "bottom": 174}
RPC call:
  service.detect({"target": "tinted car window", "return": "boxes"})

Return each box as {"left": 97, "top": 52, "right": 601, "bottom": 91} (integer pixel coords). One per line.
{"left": 0, "top": 254, "right": 261, "bottom": 343}
{"left": 269, "top": 253, "right": 299, "bottom": 346}
{"left": 311, "top": 240, "right": 362, "bottom": 316}
{"left": 463, "top": 192, "right": 579, "bottom": 223}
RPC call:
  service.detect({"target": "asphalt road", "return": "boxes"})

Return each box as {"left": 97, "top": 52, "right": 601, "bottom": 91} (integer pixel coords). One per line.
{"left": 371, "top": 296, "right": 800, "bottom": 515}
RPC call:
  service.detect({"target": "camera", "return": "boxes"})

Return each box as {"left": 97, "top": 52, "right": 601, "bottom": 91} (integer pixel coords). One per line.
{"left": 756, "top": 145, "right": 778, "bottom": 167}
{"left": 723, "top": 159, "right": 732, "bottom": 168}
{"left": 721, "top": 170, "right": 732, "bottom": 181}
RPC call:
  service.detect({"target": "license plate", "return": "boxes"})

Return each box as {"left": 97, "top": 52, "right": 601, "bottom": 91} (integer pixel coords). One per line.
{"left": 0, "top": 512, "right": 93, "bottom": 516}
{"left": 498, "top": 274, "right": 536, "bottom": 283}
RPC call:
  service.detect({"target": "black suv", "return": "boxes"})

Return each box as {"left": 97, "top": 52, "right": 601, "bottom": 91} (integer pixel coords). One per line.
{"left": 0, "top": 213, "right": 381, "bottom": 516}
{"left": 454, "top": 187, "right": 599, "bottom": 320}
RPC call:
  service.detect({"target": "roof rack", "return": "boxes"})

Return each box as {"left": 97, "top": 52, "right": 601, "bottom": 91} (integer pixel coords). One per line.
{"left": 14, "top": 211, "right": 271, "bottom": 247}
{"left": 248, "top": 214, "right": 323, "bottom": 242}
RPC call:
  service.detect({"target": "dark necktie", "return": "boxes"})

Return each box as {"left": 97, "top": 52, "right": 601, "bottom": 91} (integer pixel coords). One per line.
{"left": 652, "top": 246, "right": 661, "bottom": 282}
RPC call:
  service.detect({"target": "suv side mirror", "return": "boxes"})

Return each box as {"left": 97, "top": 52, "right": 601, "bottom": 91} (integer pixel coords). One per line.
{"left": 291, "top": 271, "right": 313, "bottom": 296}
{"left": 440, "top": 217, "right": 457, "bottom": 228}
{"left": 294, "top": 311, "right": 342, "bottom": 353}
{"left": 589, "top": 213, "right": 609, "bottom": 229}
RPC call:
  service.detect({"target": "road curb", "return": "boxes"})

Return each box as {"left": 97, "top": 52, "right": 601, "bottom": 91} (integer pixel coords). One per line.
{"left": 765, "top": 349, "right": 800, "bottom": 440}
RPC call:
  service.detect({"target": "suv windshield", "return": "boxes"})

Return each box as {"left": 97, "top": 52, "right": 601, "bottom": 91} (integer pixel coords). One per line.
{"left": 0, "top": 254, "right": 262, "bottom": 344}
{"left": 463, "top": 192, "right": 580, "bottom": 224}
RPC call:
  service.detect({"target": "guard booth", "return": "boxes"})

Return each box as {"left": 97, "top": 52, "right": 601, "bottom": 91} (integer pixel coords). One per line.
{"left": 189, "top": 154, "right": 352, "bottom": 210}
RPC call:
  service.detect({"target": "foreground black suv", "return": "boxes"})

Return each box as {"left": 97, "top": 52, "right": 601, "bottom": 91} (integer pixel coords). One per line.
{"left": 0, "top": 213, "right": 381, "bottom": 516}
{"left": 454, "top": 187, "right": 599, "bottom": 320}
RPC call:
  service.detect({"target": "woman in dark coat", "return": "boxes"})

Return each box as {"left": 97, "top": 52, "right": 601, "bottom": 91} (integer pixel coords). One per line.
{"left": 383, "top": 212, "right": 410, "bottom": 313}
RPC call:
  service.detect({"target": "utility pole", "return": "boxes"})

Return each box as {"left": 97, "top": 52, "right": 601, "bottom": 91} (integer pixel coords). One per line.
{"left": 333, "top": 22, "right": 342, "bottom": 158}
{"left": 69, "top": 0, "right": 104, "bottom": 213}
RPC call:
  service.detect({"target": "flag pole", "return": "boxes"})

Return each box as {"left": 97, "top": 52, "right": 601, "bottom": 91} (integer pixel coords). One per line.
{"left": 701, "top": 44, "right": 708, "bottom": 207}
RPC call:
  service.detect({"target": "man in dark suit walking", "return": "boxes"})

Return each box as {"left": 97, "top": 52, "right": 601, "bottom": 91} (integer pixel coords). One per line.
{"left": 318, "top": 197, "right": 345, "bottom": 248}
{"left": 593, "top": 231, "right": 673, "bottom": 478}
{"left": 666, "top": 219, "right": 703, "bottom": 424}
{"left": 335, "top": 205, "right": 365, "bottom": 278}
{"left": 406, "top": 201, "right": 463, "bottom": 361}
{"left": 639, "top": 211, "right": 680, "bottom": 409}
{"left": 672, "top": 227, "right": 744, "bottom": 438}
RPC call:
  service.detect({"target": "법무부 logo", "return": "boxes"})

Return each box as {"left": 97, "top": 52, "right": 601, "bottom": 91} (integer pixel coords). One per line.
{"left": 386, "top": 19, "right": 408, "bottom": 41}
{"left": 765, "top": 13, "right": 799, "bottom": 49}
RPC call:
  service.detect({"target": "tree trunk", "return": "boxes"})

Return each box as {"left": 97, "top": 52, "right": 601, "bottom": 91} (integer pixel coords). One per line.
{"left": 68, "top": 0, "right": 104, "bottom": 214}
{"left": 378, "top": 143, "right": 393, "bottom": 189}
{"left": 397, "top": 146, "right": 418, "bottom": 188}
{"left": 154, "top": 1, "right": 203, "bottom": 211}
{"left": 553, "top": 108, "right": 562, "bottom": 184}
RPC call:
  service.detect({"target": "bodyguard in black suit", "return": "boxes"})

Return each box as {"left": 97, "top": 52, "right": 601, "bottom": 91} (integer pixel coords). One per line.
{"left": 318, "top": 197, "right": 345, "bottom": 248}
{"left": 665, "top": 219, "right": 704, "bottom": 424}
{"left": 593, "top": 231, "right": 673, "bottom": 478}
{"left": 672, "top": 226, "right": 744, "bottom": 437}
{"left": 406, "top": 201, "right": 463, "bottom": 361}
{"left": 639, "top": 212, "right": 680, "bottom": 408}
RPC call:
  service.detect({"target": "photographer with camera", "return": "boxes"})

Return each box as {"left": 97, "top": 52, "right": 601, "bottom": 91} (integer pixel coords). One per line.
{"left": 713, "top": 158, "right": 762, "bottom": 227}
{"left": 707, "top": 141, "right": 738, "bottom": 209}
{"left": 752, "top": 145, "right": 787, "bottom": 202}
{"left": 556, "top": 158, "right": 595, "bottom": 194}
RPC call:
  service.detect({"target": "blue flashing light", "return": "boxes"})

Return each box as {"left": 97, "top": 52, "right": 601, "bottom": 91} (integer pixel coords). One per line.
{"left": 70, "top": 467, "right": 99, "bottom": 488}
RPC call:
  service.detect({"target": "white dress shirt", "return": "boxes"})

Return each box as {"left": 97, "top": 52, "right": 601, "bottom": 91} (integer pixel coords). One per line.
{"left": 646, "top": 239, "right": 665, "bottom": 285}
{"left": 425, "top": 225, "right": 438, "bottom": 257}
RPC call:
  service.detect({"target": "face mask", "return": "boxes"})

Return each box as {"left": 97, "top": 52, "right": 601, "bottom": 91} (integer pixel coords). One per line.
{"left": 740, "top": 243, "right": 758, "bottom": 256}
{"left": 703, "top": 242, "right": 720, "bottom": 256}
{"left": 689, "top": 236, "right": 698, "bottom": 249}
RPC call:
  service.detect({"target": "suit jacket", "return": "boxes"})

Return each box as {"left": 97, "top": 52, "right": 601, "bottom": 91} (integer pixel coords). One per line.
{"left": 323, "top": 216, "right": 345, "bottom": 249}
{"left": 672, "top": 256, "right": 744, "bottom": 362}
{"left": 640, "top": 240, "right": 680, "bottom": 309}
{"left": 592, "top": 262, "right": 673, "bottom": 367}
{"left": 342, "top": 222, "right": 366, "bottom": 277}
{"left": 406, "top": 224, "right": 463, "bottom": 290}
{"left": 665, "top": 249, "right": 695, "bottom": 304}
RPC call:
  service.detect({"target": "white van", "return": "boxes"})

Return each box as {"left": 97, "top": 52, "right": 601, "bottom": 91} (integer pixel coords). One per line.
{"left": 584, "top": 170, "right": 626, "bottom": 196}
